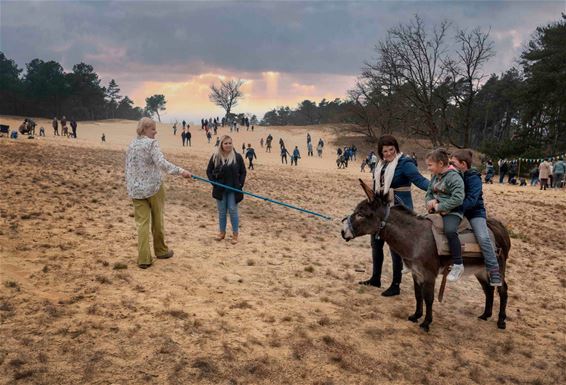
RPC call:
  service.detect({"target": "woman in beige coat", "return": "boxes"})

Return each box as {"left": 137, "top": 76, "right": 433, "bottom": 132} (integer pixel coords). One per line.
{"left": 538, "top": 159, "right": 552, "bottom": 190}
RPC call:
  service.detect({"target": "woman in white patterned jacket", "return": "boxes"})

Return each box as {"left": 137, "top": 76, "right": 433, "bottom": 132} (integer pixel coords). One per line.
{"left": 125, "top": 117, "right": 193, "bottom": 269}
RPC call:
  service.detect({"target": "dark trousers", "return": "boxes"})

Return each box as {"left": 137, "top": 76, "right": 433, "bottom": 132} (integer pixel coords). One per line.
{"left": 248, "top": 158, "right": 254, "bottom": 170}
{"left": 370, "top": 236, "right": 403, "bottom": 285}
{"left": 540, "top": 178, "right": 548, "bottom": 190}
{"left": 281, "top": 155, "right": 287, "bottom": 164}
{"left": 443, "top": 214, "right": 462, "bottom": 265}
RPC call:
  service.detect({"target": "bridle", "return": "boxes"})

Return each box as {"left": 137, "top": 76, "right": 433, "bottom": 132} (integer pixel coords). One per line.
{"left": 343, "top": 202, "right": 391, "bottom": 238}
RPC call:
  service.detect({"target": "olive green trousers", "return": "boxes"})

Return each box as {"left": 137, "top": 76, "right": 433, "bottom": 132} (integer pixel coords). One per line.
{"left": 132, "top": 185, "right": 169, "bottom": 265}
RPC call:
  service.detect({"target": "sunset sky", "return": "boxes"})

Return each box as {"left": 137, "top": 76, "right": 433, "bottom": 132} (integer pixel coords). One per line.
{"left": 1, "top": 0, "right": 563, "bottom": 123}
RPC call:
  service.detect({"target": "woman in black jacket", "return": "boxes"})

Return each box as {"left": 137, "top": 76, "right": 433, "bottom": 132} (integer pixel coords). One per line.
{"left": 206, "top": 135, "right": 246, "bottom": 244}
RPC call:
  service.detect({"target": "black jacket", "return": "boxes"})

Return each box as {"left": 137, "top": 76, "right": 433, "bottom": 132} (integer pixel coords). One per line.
{"left": 206, "top": 152, "right": 247, "bottom": 203}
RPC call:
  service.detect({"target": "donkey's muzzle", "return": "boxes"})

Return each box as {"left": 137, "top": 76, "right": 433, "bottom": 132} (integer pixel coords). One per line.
{"left": 341, "top": 216, "right": 355, "bottom": 241}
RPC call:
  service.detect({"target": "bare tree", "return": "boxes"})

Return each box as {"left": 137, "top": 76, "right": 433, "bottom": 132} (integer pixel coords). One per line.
{"left": 446, "top": 27, "right": 495, "bottom": 147}
{"left": 364, "top": 15, "right": 451, "bottom": 146}
{"left": 209, "top": 79, "right": 244, "bottom": 117}
{"left": 347, "top": 77, "right": 398, "bottom": 140}
{"left": 347, "top": 80, "right": 378, "bottom": 139}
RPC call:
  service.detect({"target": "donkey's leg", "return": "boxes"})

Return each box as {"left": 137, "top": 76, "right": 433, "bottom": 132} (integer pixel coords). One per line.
{"left": 419, "top": 280, "right": 435, "bottom": 332}
{"left": 497, "top": 279, "right": 508, "bottom": 329}
{"left": 476, "top": 273, "right": 494, "bottom": 320}
{"left": 408, "top": 275, "right": 423, "bottom": 323}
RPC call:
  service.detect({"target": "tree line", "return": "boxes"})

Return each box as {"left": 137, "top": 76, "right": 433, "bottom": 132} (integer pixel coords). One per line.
{"left": 0, "top": 52, "right": 169, "bottom": 122}
{"left": 260, "top": 14, "right": 566, "bottom": 160}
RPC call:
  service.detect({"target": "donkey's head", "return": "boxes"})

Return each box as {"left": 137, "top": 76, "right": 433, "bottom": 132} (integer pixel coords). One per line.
{"left": 341, "top": 179, "right": 390, "bottom": 241}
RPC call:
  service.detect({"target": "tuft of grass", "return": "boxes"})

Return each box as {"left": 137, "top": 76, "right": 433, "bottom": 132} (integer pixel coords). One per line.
{"left": 322, "top": 335, "right": 335, "bottom": 345}
{"left": 95, "top": 275, "right": 111, "bottom": 284}
{"left": 165, "top": 309, "right": 189, "bottom": 320}
{"left": 231, "top": 300, "right": 253, "bottom": 310}
{"left": 318, "top": 316, "right": 331, "bottom": 326}
{"left": 112, "top": 262, "right": 128, "bottom": 270}
{"left": 4, "top": 281, "right": 20, "bottom": 291}
{"left": 192, "top": 358, "right": 218, "bottom": 379}
{"left": 0, "top": 302, "right": 14, "bottom": 312}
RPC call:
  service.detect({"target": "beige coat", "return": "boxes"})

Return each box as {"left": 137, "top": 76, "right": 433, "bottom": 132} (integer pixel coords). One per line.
{"left": 539, "top": 161, "right": 552, "bottom": 179}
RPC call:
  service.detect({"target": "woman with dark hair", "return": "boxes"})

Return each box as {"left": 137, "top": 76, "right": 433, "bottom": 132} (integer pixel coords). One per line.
{"left": 360, "top": 135, "right": 430, "bottom": 297}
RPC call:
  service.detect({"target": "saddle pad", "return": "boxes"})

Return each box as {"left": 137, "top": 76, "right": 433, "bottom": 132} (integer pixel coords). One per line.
{"left": 425, "top": 214, "right": 495, "bottom": 258}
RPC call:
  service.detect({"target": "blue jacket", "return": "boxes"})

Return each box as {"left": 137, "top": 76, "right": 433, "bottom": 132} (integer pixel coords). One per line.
{"left": 373, "top": 155, "right": 430, "bottom": 210}
{"left": 462, "top": 168, "right": 486, "bottom": 219}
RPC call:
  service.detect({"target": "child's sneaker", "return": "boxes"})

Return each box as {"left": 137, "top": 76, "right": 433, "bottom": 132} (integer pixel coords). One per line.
{"left": 447, "top": 264, "right": 464, "bottom": 282}
{"left": 489, "top": 271, "right": 503, "bottom": 287}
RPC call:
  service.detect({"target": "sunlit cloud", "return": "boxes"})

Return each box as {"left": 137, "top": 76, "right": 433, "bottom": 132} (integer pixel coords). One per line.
{"left": 126, "top": 71, "right": 356, "bottom": 121}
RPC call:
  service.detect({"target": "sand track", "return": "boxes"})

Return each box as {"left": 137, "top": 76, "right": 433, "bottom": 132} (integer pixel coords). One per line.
{"left": 0, "top": 120, "right": 565, "bottom": 385}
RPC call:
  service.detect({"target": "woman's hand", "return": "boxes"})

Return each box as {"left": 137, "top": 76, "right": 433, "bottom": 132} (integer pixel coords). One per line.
{"left": 181, "top": 170, "right": 193, "bottom": 179}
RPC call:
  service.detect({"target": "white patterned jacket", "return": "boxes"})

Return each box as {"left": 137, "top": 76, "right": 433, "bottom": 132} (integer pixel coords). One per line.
{"left": 125, "top": 136, "right": 184, "bottom": 199}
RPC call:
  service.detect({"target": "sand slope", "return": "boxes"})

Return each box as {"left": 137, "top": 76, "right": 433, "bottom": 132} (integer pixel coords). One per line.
{"left": 0, "top": 119, "right": 565, "bottom": 385}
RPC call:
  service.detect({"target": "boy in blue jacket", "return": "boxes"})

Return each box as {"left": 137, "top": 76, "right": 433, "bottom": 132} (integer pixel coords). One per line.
{"left": 451, "top": 149, "right": 502, "bottom": 286}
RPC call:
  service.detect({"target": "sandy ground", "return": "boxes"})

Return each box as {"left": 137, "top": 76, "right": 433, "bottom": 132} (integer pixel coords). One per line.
{"left": 0, "top": 117, "right": 565, "bottom": 385}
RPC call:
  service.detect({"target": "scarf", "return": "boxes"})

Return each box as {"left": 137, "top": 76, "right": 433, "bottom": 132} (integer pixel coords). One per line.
{"left": 373, "top": 152, "right": 403, "bottom": 196}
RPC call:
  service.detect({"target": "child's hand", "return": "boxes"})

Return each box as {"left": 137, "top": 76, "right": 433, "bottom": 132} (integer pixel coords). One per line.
{"left": 426, "top": 200, "right": 437, "bottom": 211}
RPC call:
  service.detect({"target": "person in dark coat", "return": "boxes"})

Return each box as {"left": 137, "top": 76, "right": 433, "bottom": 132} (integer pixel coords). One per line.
{"left": 70, "top": 119, "right": 77, "bottom": 138}
{"left": 291, "top": 146, "right": 301, "bottom": 166}
{"left": 281, "top": 146, "right": 290, "bottom": 164}
{"left": 206, "top": 135, "right": 246, "bottom": 244}
{"left": 451, "top": 150, "right": 502, "bottom": 286}
{"left": 52, "top": 117, "right": 59, "bottom": 136}
{"left": 360, "top": 135, "right": 430, "bottom": 297}
{"left": 245, "top": 144, "right": 257, "bottom": 170}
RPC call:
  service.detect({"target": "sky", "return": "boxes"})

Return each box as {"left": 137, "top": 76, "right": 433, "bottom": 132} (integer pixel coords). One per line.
{"left": 1, "top": 0, "right": 564, "bottom": 122}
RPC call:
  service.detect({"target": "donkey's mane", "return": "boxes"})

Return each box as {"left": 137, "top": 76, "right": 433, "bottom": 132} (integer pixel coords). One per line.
{"left": 391, "top": 203, "right": 426, "bottom": 220}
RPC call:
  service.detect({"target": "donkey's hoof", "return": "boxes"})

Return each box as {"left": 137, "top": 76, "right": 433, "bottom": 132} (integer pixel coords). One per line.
{"left": 478, "top": 313, "right": 491, "bottom": 321}
{"left": 419, "top": 322, "right": 430, "bottom": 332}
{"left": 408, "top": 314, "right": 421, "bottom": 323}
{"left": 497, "top": 321, "right": 506, "bottom": 330}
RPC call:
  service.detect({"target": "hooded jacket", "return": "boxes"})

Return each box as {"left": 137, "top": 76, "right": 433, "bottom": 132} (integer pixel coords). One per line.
{"left": 462, "top": 168, "right": 486, "bottom": 219}
{"left": 425, "top": 168, "right": 465, "bottom": 218}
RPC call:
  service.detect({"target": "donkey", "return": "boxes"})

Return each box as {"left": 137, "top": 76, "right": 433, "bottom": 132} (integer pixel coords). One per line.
{"left": 341, "top": 179, "right": 510, "bottom": 332}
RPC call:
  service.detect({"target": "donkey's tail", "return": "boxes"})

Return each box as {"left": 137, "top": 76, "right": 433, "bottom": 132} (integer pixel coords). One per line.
{"left": 487, "top": 217, "right": 511, "bottom": 261}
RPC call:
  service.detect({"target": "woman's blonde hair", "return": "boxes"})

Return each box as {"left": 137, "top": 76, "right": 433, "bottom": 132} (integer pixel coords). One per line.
{"left": 213, "top": 135, "right": 236, "bottom": 166}
{"left": 137, "top": 117, "right": 155, "bottom": 136}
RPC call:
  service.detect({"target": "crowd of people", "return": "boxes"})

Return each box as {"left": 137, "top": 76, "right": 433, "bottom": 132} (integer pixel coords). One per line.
{"left": 176, "top": 117, "right": 330, "bottom": 172}
{"left": 8, "top": 116, "right": 79, "bottom": 140}
{"left": 497, "top": 158, "right": 565, "bottom": 189}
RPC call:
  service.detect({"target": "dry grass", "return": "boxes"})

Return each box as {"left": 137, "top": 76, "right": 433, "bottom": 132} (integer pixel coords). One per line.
{"left": 0, "top": 120, "right": 565, "bottom": 385}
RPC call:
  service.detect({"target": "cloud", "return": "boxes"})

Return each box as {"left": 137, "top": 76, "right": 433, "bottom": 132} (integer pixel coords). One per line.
{"left": 1, "top": 0, "right": 563, "bottom": 120}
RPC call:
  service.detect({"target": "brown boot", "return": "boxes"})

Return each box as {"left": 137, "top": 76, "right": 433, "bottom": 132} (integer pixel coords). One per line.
{"left": 215, "top": 232, "right": 226, "bottom": 241}
{"left": 231, "top": 232, "right": 238, "bottom": 244}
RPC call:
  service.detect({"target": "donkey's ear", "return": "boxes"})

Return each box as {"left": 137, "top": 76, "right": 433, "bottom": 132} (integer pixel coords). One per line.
{"left": 359, "top": 178, "right": 375, "bottom": 202}
{"left": 377, "top": 189, "right": 393, "bottom": 206}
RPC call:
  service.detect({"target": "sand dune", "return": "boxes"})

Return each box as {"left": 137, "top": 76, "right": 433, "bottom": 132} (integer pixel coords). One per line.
{"left": 0, "top": 118, "right": 565, "bottom": 385}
